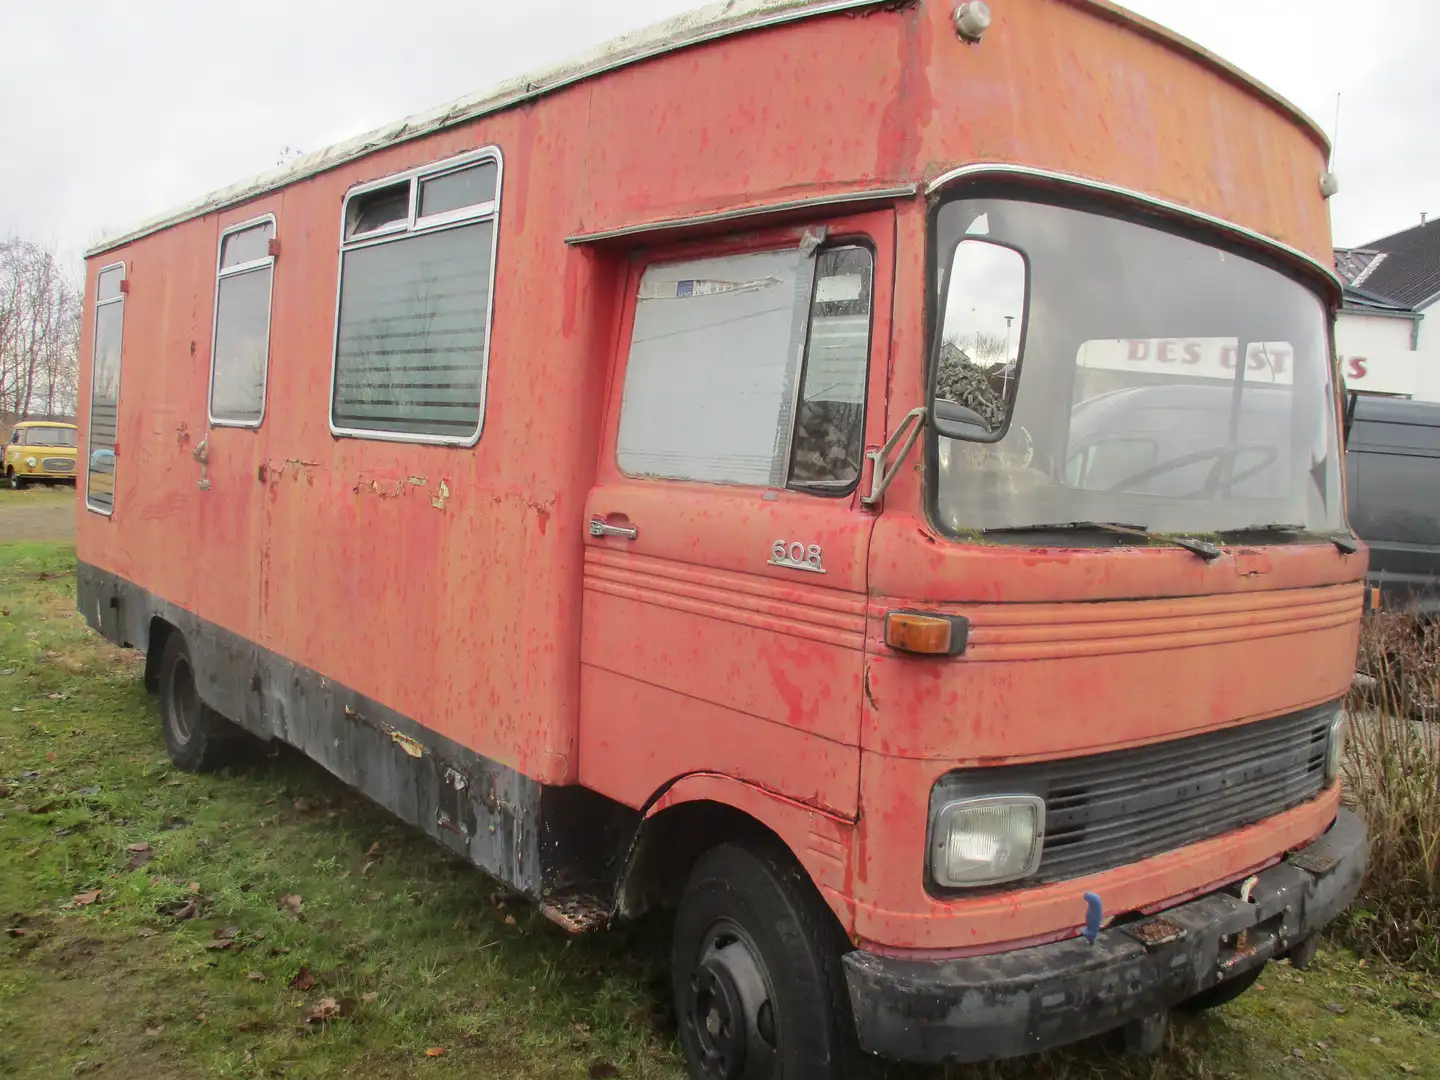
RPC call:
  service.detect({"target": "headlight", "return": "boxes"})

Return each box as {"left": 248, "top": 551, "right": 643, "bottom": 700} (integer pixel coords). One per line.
{"left": 931, "top": 795, "right": 1045, "bottom": 887}
{"left": 26, "top": 456, "right": 36, "bottom": 468}
{"left": 1325, "top": 711, "right": 1347, "bottom": 787}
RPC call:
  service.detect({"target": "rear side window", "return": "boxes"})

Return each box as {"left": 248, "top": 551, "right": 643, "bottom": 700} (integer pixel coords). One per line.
{"left": 617, "top": 243, "right": 874, "bottom": 490}
{"left": 210, "top": 217, "right": 277, "bottom": 425}
{"left": 86, "top": 263, "right": 125, "bottom": 514}
{"left": 331, "top": 149, "right": 502, "bottom": 443}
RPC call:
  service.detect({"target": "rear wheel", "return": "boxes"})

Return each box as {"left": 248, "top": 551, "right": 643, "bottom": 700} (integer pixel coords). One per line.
{"left": 157, "top": 634, "right": 245, "bottom": 772}
{"left": 672, "top": 842, "right": 878, "bottom": 1080}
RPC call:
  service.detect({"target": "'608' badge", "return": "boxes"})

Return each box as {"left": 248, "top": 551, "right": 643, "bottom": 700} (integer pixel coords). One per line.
{"left": 770, "top": 540, "right": 825, "bottom": 574}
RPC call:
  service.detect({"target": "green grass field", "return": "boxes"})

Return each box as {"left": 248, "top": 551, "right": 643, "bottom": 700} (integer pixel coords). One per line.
{"left": 1, "top": 530, "right": 1437, "bottom": 1078}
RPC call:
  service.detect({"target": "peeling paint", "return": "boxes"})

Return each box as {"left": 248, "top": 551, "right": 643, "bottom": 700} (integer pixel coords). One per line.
{"left": 390, "top": 730, "right": 425, "bottom": 758}
{"left": 431, "top": 479, "right": 451, "bottom": 510}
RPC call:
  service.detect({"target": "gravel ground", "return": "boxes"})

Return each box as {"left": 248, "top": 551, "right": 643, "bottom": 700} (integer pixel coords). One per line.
{"left": 0, "top": 487, "right": 76, "bottom": 542}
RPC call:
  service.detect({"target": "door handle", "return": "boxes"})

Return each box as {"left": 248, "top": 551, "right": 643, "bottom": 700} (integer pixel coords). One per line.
{"left": 589, "top": 517, "right": 638, "bottom": 541}
{"left": 192, "top": 434, "right": 211, "bottom": 490}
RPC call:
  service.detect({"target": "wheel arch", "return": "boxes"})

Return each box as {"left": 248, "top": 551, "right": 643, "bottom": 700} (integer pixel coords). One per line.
{"left": 616, "top": 773, "right": 857, "bottom": 936}
{"left": 143, "top": 615, "right": 179, "bottom": 692}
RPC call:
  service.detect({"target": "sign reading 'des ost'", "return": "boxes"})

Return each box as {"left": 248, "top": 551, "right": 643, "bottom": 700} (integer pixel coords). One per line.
{"left": 1077, "top": 337, "right": 1296, "bottom": 385}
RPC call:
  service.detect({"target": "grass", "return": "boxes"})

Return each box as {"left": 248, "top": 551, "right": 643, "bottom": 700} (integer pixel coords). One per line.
{"left": 1342, "top": 614, "right": 1440, "bottom": 974}
{"left": 1, "top": 532, "right": 1438, "bottom": 1078}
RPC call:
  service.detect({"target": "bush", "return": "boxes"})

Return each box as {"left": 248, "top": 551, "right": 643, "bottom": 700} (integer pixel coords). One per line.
{"left": 1341, "top": 612, "right": 1440, "bottom": 971}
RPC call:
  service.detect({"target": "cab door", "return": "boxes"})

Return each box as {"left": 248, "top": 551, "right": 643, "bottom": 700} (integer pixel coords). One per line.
{"left": 577, "top": 211, "right": 894, "bottom": 818}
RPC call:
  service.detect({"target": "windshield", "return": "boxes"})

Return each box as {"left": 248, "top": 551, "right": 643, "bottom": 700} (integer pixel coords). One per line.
{"left": 25, "top": 426, "right": 77, "bottom": 447}
{"left": 929, "top": 194, "right": 1343, "bottom": 539}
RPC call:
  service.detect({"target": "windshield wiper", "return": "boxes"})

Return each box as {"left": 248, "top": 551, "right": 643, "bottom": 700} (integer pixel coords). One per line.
{"left": 984, "top": 522, "right": 1222, "bottom": 561}
{"left": 1234, "top": 524, "right": 1360, "bottom": 555}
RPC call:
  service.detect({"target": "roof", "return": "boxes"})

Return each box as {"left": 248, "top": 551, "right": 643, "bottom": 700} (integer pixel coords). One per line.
{"left": 1340, "top": 281, "right": 1421, "bottom": 318}
{"left": 86, "top": 0, "right": 887, "bottom": 257}
{"left": 1336, "top": 219, "right": 1440, "bottom": 311}
{"left": 87, "top": 0, "right": 1332, "bottom": 259}
{"left": 1351, "top": 394, "right": 1440, "bottom": 427}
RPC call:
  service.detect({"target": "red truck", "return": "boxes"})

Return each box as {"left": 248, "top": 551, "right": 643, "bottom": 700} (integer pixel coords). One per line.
{"left": 77, "top": 1, "right": 1367, "bottom": 1075}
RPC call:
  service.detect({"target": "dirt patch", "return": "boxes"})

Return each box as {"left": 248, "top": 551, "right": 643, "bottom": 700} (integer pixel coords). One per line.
{"left": 0, "top": 488, "right": 76, "bottom": 542}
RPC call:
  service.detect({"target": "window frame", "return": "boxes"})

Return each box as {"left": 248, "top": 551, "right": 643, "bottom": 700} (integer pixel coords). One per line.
{"left": 209, "top": 213, "right": 278, "bottom": 429}
{"left": 85, "top": 260, "right": 126, "bottom": 516}
{"left": 612, "top": 230, "right": 878, "bottom": 496}
{"left": 328, "top": 145, "right": 504, "bottom": 447}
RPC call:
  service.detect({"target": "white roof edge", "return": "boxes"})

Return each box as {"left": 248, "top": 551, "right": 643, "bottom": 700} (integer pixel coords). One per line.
{"left": 85, "top": 0, "right": 889, "bottom": 258}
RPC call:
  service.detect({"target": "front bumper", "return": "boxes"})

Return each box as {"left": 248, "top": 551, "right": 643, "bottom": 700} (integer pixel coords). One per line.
{"left": 843, "top": 808, "right": 1367, "bottom": 1064}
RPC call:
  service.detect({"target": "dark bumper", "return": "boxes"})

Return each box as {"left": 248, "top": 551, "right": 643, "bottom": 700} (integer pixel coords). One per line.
{"left": 844, "top": 808, "right": 1367, "bottom": 1064}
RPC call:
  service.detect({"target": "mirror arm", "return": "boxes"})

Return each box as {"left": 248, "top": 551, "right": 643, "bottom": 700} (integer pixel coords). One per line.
{"left": 861, "top": 406, "right": 927, "bottom": 510}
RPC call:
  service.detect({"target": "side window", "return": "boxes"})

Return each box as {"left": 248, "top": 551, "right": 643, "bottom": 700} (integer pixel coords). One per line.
{"left": 210, "top": 217, "right": 276, "bottom": 425}
{"left": 331, "top": 149, "right": 502, "bottom": 442}
{"left": 86, "top": 263, "right": 125, "bottom": 514}
{"left": 617, "top": 242, "right": 874, "bottom": 490}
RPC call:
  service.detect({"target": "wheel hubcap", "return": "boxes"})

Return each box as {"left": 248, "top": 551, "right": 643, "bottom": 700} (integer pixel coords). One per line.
{"left": 168, "top": 655, "right": 198, "bottom": 744}
{"left": 686, "top": 923, "right": 778, "bottom": 1080}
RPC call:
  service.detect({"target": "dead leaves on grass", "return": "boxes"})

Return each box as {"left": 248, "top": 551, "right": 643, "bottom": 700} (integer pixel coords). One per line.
{"left": 304, "top": 996, "right": 351, "bottom": 1023}
{"left": 62, "top": 889, "right": 101, "bottom": 910}
{"left": 289, "top": 966, "right": 318, "bottom": 992}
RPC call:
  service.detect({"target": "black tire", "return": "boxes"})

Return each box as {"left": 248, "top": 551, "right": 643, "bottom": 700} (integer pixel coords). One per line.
{"left": 1178, "top": 962, "right": 1264, "bottom": 1012}
{"left": 157, "top": 634, "right": 244, "bottom": 773}
{"left": 9, "top": 471, "right": 26, "bottom": 490}
{"left": 672, "top": 841, "right": 880, "bottom": 1080}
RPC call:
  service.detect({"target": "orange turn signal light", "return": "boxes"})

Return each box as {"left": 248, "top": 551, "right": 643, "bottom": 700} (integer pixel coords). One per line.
{"left": 884, "top": 611, "right": 969, "bottom": 657}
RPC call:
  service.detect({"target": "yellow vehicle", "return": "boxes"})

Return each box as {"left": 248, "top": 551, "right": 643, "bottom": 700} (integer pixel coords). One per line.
{"left": 5, "top": 421, "right": 79, "bottom": 488}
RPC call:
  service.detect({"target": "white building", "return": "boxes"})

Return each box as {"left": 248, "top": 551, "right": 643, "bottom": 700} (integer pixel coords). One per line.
{"left": 1334, "top": 218, "right": 1440, "bottom": 399}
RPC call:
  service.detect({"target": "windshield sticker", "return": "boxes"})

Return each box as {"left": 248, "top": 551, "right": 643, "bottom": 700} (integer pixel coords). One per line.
{"left": 815, "top": 274, "right": 864, "bottom": 303}
{"left": 1076, "top": 338, "right": 1295, "bottom": 386}
{"left": 638, "top": 277, "right": 781, "bottom": 300}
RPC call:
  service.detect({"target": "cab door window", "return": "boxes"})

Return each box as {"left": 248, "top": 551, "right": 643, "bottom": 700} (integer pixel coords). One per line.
{"left": 616, "top": 243, "right": 874, "bottom": 491}
{"left": 86, "top": 263, "right": 126, "bottom": 514}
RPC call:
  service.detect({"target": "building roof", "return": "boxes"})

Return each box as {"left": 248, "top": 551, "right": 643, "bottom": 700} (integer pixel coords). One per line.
{"left": 1336, "top": 218, "right": 1440, "bottom": 311}
{"left": 87, "top": 0, "right": 1329, "bottom": 260}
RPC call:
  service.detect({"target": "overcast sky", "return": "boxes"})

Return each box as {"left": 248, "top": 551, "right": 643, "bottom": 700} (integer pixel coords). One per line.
{"left": 1, "top": 0, "right": 1434, "bottom": 266}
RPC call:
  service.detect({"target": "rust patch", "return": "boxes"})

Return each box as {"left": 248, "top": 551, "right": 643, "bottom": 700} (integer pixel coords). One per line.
{"left": 1124, "top": 916, "right": 1186, "bottom": 948}
{"left": 390, "top": 731, "right": 425, "bottom": 759}
{"left": 539, "top": 893, "right": 611, "bottom": 934}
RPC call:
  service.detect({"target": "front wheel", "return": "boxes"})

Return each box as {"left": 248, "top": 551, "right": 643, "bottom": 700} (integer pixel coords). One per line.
{"left": 672, "top": 842, "right": 878, "bottom": 1080}
{"left": 1178, "top": 962, "right": 1265, "bottom": 1012}
{"left": 8, "top": 470, "right": 25, "bottom": 490}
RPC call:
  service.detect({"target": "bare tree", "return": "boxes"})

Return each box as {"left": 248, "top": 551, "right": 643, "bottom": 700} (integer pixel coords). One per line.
{"left": 0, "top": 238, "right": 82, "bottom": 424}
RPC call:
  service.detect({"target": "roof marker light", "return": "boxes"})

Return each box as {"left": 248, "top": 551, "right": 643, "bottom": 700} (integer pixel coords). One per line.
{"left": 954, "top": 2, "right": 992, "bottom": 43}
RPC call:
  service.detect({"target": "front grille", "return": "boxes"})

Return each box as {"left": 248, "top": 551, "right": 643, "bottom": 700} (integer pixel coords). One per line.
{"left": 42, "top": 458, "right": 74, "bottom": 473}
{"left": 929, "top": 702, "right": 1336, "bottom": 888}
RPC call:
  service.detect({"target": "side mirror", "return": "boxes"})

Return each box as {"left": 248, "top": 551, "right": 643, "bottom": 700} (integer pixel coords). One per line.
{"left": 933, "top": 398, "right": 991, "bottom": 439}
{"left": 934, "top": 239, "right": 1026, "bottom": 442}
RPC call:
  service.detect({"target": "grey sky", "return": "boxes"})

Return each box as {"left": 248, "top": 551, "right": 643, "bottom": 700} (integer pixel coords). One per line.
{"left": 1, "top": 0, "right": 1434, "bottom": 264}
